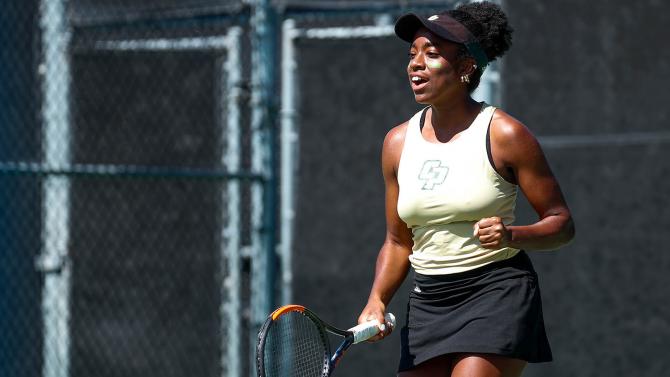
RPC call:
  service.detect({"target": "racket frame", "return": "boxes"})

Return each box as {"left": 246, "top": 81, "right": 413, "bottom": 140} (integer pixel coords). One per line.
{"left": 256, "top": 305, "right": 363, "bottom": 377}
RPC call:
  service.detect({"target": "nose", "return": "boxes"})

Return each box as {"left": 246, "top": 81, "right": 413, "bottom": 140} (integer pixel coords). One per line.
{"left": 408, "top": 52, "right": 425, "bottom": 71}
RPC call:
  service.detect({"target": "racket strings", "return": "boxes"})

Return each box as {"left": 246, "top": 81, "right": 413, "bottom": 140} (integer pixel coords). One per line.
{"left": 262, "top": 312, "right": 329, "bottom": 377}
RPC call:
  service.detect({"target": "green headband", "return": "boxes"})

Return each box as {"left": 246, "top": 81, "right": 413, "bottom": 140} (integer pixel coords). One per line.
{"left": 465, "top": 42, "right": 489, "bottom": 72}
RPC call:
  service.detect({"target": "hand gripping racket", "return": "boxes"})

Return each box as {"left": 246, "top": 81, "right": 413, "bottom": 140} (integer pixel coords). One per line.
{"left": 256, "top": 305, "right": 396, "bottom": 377}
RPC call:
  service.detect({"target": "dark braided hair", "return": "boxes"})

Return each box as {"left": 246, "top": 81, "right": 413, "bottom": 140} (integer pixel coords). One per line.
{"left": 448, "top": 1, "right": 513, "bottom": 92}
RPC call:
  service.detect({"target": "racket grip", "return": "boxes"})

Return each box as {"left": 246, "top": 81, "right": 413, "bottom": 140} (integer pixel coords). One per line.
{"left": 349, "top": 313, "right": 396, "bottom": 344}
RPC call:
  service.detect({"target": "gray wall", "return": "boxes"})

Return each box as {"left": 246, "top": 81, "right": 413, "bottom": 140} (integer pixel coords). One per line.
{"left": 504, "top": 1, "right": 670, "bottom": 376}
{"left": 293, "top": 1, "right": 670, "bottom": 376}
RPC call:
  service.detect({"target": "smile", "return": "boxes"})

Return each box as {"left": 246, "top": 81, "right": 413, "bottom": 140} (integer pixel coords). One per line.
{"left": 411, "top": 76, "right": 427, "bottom": 84}
{"left": 410, "top": 75, "right": 429, "bottom": 91}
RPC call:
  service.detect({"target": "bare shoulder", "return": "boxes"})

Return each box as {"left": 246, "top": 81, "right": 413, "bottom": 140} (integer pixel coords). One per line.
{"left": 382, "top": 121, "right": 409, "bottom": 176}
{"left": 383, "top": 121, "right": 409, "bottom": 158}
{"left": 384, "top": 121, "right": 409, "bottom": 148}
{"left": 490, "top": 108, "right": 539, "bottom": 147}
{"left": 490, "top": 109, "right": 545, "bottom": 162}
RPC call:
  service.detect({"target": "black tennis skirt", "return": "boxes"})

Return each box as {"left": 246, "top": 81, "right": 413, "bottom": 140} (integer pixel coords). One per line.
{"left": 398, "top": 251, "right": 552, "bottom": 371}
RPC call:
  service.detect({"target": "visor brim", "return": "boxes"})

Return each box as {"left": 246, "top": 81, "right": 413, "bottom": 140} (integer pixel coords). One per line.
{"left": 394, "top": 13, "right": 466, "bottom": 45}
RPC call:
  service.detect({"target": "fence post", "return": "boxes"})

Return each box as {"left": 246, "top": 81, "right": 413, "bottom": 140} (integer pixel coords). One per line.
{"left": 36, "top": 0, "right": 73, "bottom": 376}
{"left": 221, "top": 26, "right": 244, "bottom": 377}
{"left": 279, "top": 18, "right": 299, "bottom": 306}
{"left": 250, "top": 0, "right": 279, "bottom": 374}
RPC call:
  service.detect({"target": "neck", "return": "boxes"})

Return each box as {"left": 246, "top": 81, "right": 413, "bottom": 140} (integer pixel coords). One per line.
{"left": 429, "top": 96, "right": 481, "bottom": 132}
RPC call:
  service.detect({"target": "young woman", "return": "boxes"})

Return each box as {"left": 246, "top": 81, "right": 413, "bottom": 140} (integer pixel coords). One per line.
{"left": 358, "top": 2, "right": 575, "bottom": 376}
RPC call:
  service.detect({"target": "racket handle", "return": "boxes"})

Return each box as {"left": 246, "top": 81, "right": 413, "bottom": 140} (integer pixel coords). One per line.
{"left": 349, "top": 313, "right": 396, "bottom": 344}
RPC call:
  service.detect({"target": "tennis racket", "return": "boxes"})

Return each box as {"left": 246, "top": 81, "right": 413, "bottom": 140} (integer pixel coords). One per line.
{"left": 256, "top": 304, "right": 396, "bottom": 377}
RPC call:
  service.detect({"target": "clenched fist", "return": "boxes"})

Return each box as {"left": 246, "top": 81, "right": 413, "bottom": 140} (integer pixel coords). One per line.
{"left": 473, "top": 216, "right": 511, "bottom": 249}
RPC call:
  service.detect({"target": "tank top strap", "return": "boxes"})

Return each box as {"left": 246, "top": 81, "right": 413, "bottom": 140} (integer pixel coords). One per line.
{"left": 466, "top": 104, "right": 496, "bottom": 158}
{"left": 405, "top": 106, "right": 430, "bottom": 144}
{"left": 469, "top": 103, "right": 496, "bottom": 138}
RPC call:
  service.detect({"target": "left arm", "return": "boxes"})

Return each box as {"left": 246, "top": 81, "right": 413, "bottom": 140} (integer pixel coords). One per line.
{"left": 475, "top": 110, "right": 575, "bottom": 251}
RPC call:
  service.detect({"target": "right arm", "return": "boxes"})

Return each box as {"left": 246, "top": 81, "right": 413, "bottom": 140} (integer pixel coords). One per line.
{"left": 358, "top": 123, "right": 414, "bottom": 338}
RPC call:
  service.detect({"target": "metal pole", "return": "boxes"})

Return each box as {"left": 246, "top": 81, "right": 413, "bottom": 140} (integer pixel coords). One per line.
{"left": 221, "top": 26, "right": 243, "bottom": 377}
{"left": 36, "top": 0, "right": 72, "bottom": 376}
{"left": 250, "top": 0, "right": 278, "bottom": 374}
{"left": 278, "top": 19, "right": 299, "bottom": 306}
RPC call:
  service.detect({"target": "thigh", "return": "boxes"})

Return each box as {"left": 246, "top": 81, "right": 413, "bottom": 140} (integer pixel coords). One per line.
{"left": 397, "top": 354, "right": 453, "bottom": 377}
{"left": 451, "top": 354, "right": 527, "bottom": 377}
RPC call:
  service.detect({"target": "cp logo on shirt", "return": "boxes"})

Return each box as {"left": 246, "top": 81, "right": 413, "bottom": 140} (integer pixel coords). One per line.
{"left": 418, "top": 160, "right": 449, "bottom": 190}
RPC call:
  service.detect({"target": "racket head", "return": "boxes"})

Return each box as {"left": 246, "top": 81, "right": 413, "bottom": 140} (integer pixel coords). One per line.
{"left": 256, "top": 305, "right": 332, "bottom": 377}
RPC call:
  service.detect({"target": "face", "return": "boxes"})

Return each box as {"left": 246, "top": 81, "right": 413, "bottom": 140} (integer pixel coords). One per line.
{"left": 407, "top": 28, "right": 467, "bottom": 104}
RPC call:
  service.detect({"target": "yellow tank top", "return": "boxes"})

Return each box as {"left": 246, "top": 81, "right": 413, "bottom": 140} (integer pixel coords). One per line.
{"left": 397, "top": 104, "right": 520, "bottom": 274}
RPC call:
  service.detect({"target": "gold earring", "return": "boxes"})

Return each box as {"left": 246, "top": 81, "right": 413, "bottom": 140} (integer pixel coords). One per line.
{"left": 461, "top": 75, "right": 470, "bottom": 83}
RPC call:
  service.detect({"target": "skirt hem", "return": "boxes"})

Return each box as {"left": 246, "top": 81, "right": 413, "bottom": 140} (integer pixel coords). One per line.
{"left": 397, "top": 345, "right": 553, "bottom": 372}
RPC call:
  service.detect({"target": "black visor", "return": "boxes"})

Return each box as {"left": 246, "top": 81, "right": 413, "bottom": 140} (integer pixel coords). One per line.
{"left": 394, "top": 12, "right": 489, "bottom": 70}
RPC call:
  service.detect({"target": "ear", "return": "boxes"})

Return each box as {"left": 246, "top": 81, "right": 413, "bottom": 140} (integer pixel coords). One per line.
{"left": 457, "top": 56, "right": 478, "bottom": 77}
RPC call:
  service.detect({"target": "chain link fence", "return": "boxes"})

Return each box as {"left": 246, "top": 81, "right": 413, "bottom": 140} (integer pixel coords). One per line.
{"left": 4, "top": 2, "right": 666, "bottom": 377}
{"left": 2, "top": 1, "right": 261, "bottom": 377}
{"left": 1, "top": 1, "right": 495, "bottom": 377}
{"left": 1, "top": 1, "right": 44, "bottom": 376}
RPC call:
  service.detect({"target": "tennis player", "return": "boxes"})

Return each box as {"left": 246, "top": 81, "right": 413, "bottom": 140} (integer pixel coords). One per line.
{"left": 357, "top": 2, "right": 575, "bottom": 376}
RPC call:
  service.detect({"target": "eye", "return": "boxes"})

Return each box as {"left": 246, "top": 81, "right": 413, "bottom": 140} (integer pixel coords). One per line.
{"left": 408, "top": 52, "right": 416, "bottom": 59}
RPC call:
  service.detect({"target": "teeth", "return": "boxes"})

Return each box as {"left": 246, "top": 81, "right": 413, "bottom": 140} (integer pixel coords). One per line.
{"left": 412, "top": 76, "right": 421, "bottom": 82}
